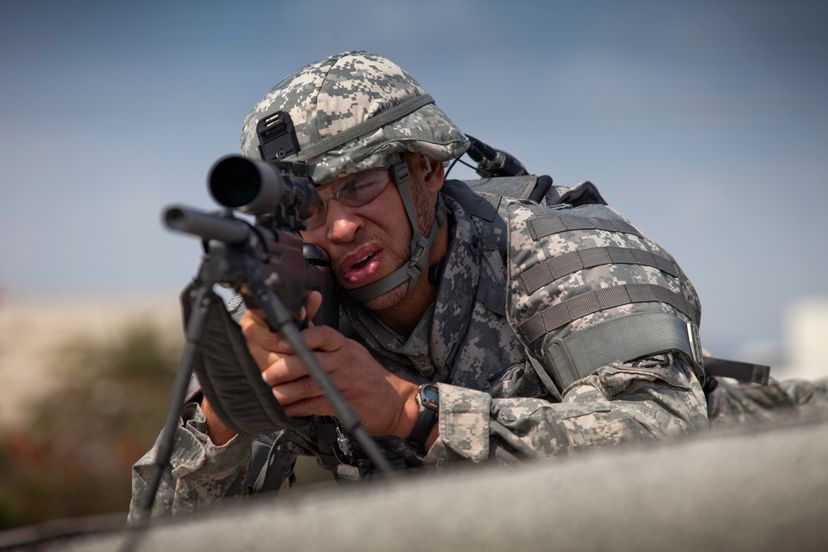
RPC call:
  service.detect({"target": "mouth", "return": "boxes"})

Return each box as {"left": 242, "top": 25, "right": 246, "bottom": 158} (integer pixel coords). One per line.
{"left": 340, "top": 246, "right": 384, "bottom": 286}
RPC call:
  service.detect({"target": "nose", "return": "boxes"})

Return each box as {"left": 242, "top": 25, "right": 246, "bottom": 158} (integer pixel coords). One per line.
{"left": 326, "top": 200, "right": 362, "bottom": 245}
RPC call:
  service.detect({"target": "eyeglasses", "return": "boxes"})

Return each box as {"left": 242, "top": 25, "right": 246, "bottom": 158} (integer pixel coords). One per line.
{"left": 305, "top": 169, "right": 392, "bottom": 230}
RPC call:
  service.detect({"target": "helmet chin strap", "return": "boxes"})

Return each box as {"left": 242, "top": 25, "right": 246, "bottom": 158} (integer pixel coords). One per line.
{"left": 346, "top": 156, "right": 447, "bottom": 304}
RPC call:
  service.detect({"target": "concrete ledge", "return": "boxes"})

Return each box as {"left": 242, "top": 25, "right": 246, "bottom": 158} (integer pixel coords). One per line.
{"left": 27, "top": 413, "right": 828, "bottom": 552}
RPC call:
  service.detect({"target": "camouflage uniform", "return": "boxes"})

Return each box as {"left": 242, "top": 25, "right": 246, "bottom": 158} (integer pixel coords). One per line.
{"left": 130, "top": 176, "right": 710, "bottom": 520}
{"left": 129, "top": 50, "right": 825, "bottom": 521}
{"left": 708, "top": 377, "right": 828, "bottom": 427}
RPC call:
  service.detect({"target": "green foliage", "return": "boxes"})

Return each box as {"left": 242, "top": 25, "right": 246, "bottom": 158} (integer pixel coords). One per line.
{"left": 0, "top": 319, "right": 181, "bottom": 529}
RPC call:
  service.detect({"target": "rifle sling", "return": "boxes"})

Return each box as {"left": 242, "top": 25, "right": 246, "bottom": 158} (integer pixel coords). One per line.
{"left": 703, "top": 357, "right": 770, "bottom": 385}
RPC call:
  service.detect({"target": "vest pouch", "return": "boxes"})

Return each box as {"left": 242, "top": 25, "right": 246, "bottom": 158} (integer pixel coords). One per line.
{"left": 539, "top": 312, "right": 699, "bottom": 392}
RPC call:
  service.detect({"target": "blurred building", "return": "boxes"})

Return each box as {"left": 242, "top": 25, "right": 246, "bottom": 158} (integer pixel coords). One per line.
{"left": 0, "top": 293, "right": 180, "bottom": 430}
{"left": 781, "top": 297, "right": 828, "bottom": 380}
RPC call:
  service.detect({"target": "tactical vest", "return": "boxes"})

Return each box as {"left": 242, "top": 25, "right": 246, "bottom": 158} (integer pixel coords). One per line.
{"left": 460, "top": 175, "right": 767, "bottom": 392}
{"left": 447, "top": 175, "right": 704, "bottom": 396}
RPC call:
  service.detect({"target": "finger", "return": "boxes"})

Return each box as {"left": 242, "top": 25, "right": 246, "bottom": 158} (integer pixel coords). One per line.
{"left": 261, "top": 354, "right": 309, "bottom": 385}
{"left": 241, "top": 312, "right": 292, "bottom": 353}
{"left": 240, "top": 310, "right": 274, "bottom": 340}
{"left": 305, "top": 291, "right": 323, "bottom": 324}
{"left": 296, "top": 325, "right": 347, "bottom": 353}
{"left": 239, "top": 309, "right": 261, "bottom": 332}
{"left": 271, "top": 377, "right": 324, "bottom": 406}
{"left": 282, "top": 395, "right": 334, "bottom": 418}
{"left": 245, "top": 307, "right": 266, "bottom": 325}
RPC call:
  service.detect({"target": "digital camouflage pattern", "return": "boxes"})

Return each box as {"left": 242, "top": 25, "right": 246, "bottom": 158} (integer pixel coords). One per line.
{"left": 428, "top": 354, "right": 706, "bottom": 465}
{"left": 503, "top": 197, "right": 705, "bottom": 396}
{"left": 130, "top": 182, "right": 712, "bottom": 519}
{"left": 505, "top": 200, "right": 701, "bottom": 339}
{"left": 239, "top": 51, "right": 469, "bottom": 185}
{"left": 129, "top": 402, "right": 253, "bottom": 522}
{"left": 708, "top": 377, "right": 828, "bottom": 426}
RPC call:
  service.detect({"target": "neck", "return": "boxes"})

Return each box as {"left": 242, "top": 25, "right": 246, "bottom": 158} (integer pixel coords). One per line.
{"left": 374, "top": 220, "right": 449, "bottom": 336}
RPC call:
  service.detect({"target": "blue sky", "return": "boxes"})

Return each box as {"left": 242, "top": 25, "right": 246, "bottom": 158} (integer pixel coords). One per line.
{"left": 1, "top": 0, "right": 826, "bottom": 358}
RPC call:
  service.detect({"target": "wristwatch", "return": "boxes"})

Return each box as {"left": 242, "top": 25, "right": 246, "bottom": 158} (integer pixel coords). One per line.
{"left": 408, "top": 383, "right": 439, "bottom": 448}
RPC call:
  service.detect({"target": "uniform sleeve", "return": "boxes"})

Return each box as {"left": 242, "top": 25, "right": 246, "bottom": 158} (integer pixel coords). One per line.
{"left": 127, "top": 402, "right": 254, "bottom": 523}
{"left": 423, "top": 354, "right": 708, "bottom": 465}
{"left": 708, "top": 376, "right": 828, "bottom": 427}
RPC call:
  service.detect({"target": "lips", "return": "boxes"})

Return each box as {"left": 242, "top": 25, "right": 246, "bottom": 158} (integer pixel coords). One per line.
{"left": 339, "top": 244, "right": 384, "bottom": 286}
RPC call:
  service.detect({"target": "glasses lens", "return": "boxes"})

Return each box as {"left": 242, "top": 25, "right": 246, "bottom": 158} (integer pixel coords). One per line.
{"left": 303, "top": 170, "right": 390, "bottom": 230}
{"left": 336, "top": 172, "right": 389, "bottom": 207}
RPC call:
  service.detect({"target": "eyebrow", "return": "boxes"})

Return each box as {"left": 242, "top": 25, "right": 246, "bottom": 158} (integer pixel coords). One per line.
{"left": 337, "top": 175, "right": 357, "bottom": 188}
{"left": 343, "top": 171, "right": 386, "bottom": 187}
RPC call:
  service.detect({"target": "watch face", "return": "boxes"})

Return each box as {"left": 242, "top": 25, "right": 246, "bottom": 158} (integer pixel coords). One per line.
{"left": 421, "top": 384, "right": 439, "bottom": 410}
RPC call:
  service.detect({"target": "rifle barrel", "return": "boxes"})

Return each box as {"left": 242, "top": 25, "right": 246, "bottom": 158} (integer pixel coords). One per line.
{"left": 163, "top": 205, "right": 250, "bottom": 244}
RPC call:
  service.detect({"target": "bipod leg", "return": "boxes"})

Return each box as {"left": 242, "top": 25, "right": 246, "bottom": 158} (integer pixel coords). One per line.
{"left": 120, "top": 280, "right": 213, "bottom": 552}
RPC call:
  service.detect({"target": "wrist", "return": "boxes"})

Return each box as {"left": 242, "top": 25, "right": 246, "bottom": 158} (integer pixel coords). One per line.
{"left": 200, "top": 397, "right": 237, "bottom": 446}
{"left": 393, "top": 382, "right": 421, "bottom": 439}
{"left": 424, "top": 419, "right": 440, "bottom": 449}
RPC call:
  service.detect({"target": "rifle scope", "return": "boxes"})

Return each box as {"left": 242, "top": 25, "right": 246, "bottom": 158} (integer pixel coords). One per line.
{"left": 208, "top": 155, "right": 320, "bottom": 219}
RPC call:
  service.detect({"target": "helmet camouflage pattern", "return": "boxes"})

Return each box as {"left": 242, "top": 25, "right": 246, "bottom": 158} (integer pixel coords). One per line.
{"left": 240, "top": 51, "right": 469, "bottom": 185}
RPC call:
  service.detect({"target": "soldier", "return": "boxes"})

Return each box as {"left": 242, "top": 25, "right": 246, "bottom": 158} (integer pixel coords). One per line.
{"left": 131, "top": 50, "right": 775, "bottom": 520}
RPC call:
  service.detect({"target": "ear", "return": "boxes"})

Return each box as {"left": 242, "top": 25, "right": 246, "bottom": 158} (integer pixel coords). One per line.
{"left": 422, "top": 156, "right": 444, "bottom": 193}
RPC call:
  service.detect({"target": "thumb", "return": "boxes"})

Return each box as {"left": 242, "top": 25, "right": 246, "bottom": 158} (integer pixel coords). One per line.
{"left": 304, "top": 291, "right": 324, "bottom": 325}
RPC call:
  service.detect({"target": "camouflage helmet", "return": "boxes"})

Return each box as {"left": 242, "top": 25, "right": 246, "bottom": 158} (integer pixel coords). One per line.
{"left": 240, "top": 51, "right": 469, "bottom": 184}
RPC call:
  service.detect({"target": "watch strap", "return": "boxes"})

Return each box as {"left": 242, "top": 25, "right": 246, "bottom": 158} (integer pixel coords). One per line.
{"left": 408, "top": 384, "right": 439, "bottom": 447}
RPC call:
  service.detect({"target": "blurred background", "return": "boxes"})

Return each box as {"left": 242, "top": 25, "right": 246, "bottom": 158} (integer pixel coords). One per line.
{"left": 1, "top": 0, "right": 826, "bottom": 530}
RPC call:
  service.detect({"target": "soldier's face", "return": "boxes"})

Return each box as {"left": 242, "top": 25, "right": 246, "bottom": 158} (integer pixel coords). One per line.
{"left": 300, "top": 155, "right": 439, "bottom": 311}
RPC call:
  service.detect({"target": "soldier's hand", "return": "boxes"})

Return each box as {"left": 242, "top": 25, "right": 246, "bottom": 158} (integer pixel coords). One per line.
{"left": 248, "top": 305, "right": 420, "bottom": 438}
{"left": 239, "top": 290, "right": 324, "bottom": 372}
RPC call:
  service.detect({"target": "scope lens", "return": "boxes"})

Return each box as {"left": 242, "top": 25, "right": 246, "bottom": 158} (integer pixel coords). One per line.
{"left": 209, "top": 157, "right": 261, "bottom": 208}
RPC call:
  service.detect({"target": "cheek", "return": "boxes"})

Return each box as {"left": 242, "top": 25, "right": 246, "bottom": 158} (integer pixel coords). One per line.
{"left": 361, "top": 189, "right": 407, "bottom": 228}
